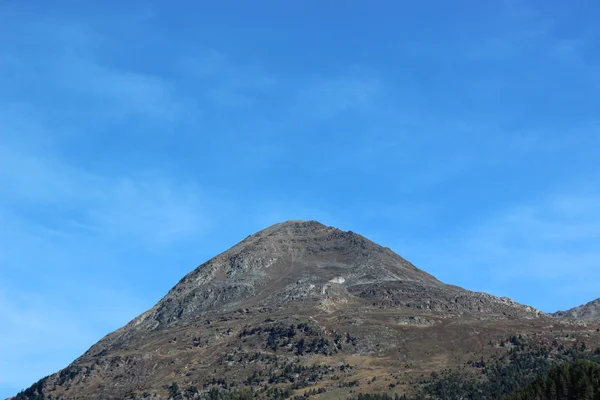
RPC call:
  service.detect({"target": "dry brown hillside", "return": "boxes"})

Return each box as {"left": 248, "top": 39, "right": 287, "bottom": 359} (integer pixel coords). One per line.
{"left": 14, "top": 221, "right": 600, "bottom": 400}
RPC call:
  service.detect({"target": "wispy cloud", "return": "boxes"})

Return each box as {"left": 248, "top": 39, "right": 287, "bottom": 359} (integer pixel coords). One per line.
{"left": 182, "top": 49, "right": 277, "bottom": 107}
{"left": 0, "top": 288, "right": 145, "bottom": 392}
{"left": 297, "top": 76, "right": 381, "bottom": 117}
{"left": 70, "top": 63, "right": 192, "bottom": 121}
{"left": 1, "top": 16, "right": 197, "bottom": 124}
{"left": 0, "top": 143, "right": 210, "bottom": 249}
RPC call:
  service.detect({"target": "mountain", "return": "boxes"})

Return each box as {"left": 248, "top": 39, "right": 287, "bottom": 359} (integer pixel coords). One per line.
{"left": 13, "top": 221, "right": 600, "bottom": 400}
{"left": 554, "top": 298, "right": 600, "bottom": 321}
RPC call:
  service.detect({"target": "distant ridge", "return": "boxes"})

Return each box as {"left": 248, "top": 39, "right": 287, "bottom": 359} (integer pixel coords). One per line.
{"left": 554, "top": 298, "right": 600, "bottom": 321}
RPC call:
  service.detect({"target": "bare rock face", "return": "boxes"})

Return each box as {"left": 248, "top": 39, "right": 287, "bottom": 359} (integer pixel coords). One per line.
{"left": 112, "top": 221, "right": 442, "bottom": 329}
{"left": 127, "top": 220, "right": 540, "bottom": 327}
{"left": 554, "top": 298, "right": 600, "bottom": 321}
{"left": 16, "top": 220, "right": 580, "bottom": 400}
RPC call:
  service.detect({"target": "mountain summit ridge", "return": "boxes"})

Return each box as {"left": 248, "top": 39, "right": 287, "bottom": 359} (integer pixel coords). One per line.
{"left": 124, "top": 220, "right": 543, "bottom": 331}
{"left": 113, "top": 220, "right": 441, "bottom": 330}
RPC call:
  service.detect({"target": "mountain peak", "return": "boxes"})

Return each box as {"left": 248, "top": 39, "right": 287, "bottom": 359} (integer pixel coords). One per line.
{"left": 112, "top": 221, "right": 542, "bottom": 332}
{"left": 23, "top": 221, "right": 555, "bottom": 399}
{"left": 249, "top": 219, "right": 332, "bottom": 238}
{"left": 270, "top": 219, "right": 324, "bottom": 227}
{"left": 126, "top": 221, "right": 439, "bottom": 327}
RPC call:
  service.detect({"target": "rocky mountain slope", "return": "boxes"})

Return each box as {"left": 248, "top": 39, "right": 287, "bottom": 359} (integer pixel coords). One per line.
{"left": 554, "top": 298, "right": 600, "bottom": 321}
{"left": 14, "top": 221, "right": 600, "bottom": 400}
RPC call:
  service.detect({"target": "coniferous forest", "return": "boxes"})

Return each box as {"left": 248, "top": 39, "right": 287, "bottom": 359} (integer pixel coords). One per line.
{"left": 503, "top": 360, "right": 600, "bottom": 400}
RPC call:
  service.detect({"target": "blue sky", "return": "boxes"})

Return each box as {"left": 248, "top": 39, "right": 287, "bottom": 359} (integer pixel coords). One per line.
{"left": 1, "top": 0, "right": 599, "bottom": 396}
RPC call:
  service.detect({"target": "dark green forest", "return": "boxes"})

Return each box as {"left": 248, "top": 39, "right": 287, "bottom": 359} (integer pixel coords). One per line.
{"left": 346, "top": 359, "right": 600, "bottom": 400}
{"left": 503, "top": 360, "right": 600, "bottom": 400}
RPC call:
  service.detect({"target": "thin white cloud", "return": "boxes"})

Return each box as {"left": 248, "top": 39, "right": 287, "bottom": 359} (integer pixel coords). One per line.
{"left": 299, "top": 76, "right": 381, "bottom": 117}
{"left": 0, "top": 288, "right": 145, "bottom": 390}
{"left": 0, "top": 144, "right": 210, "bottom": 248}
{"left": 182, "top": 49, "right": 277, "bottom": 107}
{"left": 409, "top": 191, "right": 600, "bottom": 312}
{"left": 93, "top": 177, "right": 210, "bottom": 246}
{"left": 72, "top": 63, "right": 191, "bottom": 121}
{"left": 1, "top": 15, "right": 197, "bottom": 124}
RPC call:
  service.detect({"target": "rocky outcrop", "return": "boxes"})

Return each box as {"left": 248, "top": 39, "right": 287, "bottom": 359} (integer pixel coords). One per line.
{"left": 554, "top": 298, "right": 600, "bottom": 321}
